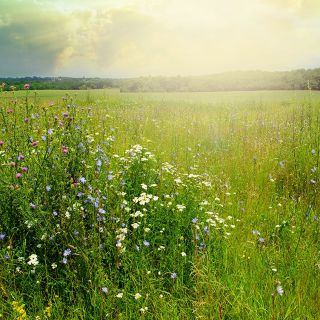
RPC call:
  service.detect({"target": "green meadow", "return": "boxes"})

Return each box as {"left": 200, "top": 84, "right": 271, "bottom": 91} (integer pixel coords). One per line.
{"left": 0, "top": 89, "right": 319, "bottom": 319}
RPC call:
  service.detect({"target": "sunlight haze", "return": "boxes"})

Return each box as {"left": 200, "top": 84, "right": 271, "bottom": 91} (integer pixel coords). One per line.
{"left": 0, "top": 0, "right": 319, "bottom": 77}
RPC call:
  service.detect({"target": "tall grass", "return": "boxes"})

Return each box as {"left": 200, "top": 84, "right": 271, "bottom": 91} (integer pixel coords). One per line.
{"left": 0, "top": 87, "right": 319, "bottom": 319}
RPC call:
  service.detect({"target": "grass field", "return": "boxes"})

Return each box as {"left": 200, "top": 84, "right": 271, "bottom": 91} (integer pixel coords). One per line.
{"left": 0, "top": 88, "right": 319, "bottom": 319}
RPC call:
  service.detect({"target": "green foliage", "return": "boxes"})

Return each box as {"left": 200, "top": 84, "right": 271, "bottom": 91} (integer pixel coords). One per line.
{"left": 0, "top": 89, "right": 319, "bottom": 319}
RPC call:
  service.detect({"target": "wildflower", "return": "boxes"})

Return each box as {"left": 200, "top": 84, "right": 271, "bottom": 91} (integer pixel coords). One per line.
{"left": 116, "top": 292, "right": 123, "bottom": 298}
{"left": 101, "top": 287, "right": 108, "bottom": 294}
{"left": 51, "top": 263, "right": 57, "bottom": 269}
{"left": 131, "top": 223, "right": 140, "bottom": 229}
{"left": 24, "top": 83, "right": 30, "bottom": 90}
{"left": 135, "top": 293, "right": 142, "bottom": 300}
{"left": 0, "top": 233, "right": 5, "bottom": 240}
{"left": 141, "top": 183, "right": 148, "bottom": 190}
{"left": 176, "top": 204, "right": 186, "bottom": 211}
{"left": 181, "top": 252, "right": 186, "bottom": 257}
{"left": 32, "top": 141, "right": 38, "bottom": 147}
{"left": 140, "top": 307, "right": 148, "bottom": 313}
{"left": 53, "top": 211, "right": 58, "bottom": 216}
{"left": 171, "top": 272, "right": 177, "bottom": 279}
{"left": 30, "top": 203, "right": 37, "bottom": 209}
{"left": 0, "top": 140, "right": 3, "bottom": 146}
{"left": 27, "top": 254, "right": 39, "bottom": 266}
{"left": 21, "top": 167, "right": 28, "bottom": 173}
{"left": 192, "top": 218, "right": 198, "bottom": 224}
{"left": 79, "top": 177, "right": 86, "bottom": 184}
{"left": 63, "top": 248, "right": 72, "bottom": 257}
{"left": 46, "top": 185, "right": 51, "bottom": 192}
{"left": 258, "top": 237, "right": 265, "bottom": 243}
{"left": 47, "top": 128, "right": 54, "bottom": 135}
{"left": 143, "top": 240, "right": 150, "bottom": 246}
{"left": 16, "top": 173, "right": 22, "bottom": 179}
{"left": 252, "top": 230, "right": 260, "bottom": 236}
{"left": 276, "top": 285, "right": 284, "bottom": 296}
{"left": 17, "top": 154, "right": 25, "bottom": 161}
{"left": 62, "top": 146, "right": 69, "bottom": 154}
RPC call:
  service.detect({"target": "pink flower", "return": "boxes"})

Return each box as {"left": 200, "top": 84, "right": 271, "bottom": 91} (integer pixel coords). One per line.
{"left": 62, "top": 146, "right": 69, "bottom": 154}
{"left": 21, "top": 167, "right": 28, "bottom": 173}
{"left": 16, "top": 173, "right": 22, "bottom": 179}
{"left": 24, "top": 83, "right": 30, "bottom": 90}
{"left": 24, "top": 118, "right": 29, "bottom": 123}
{"left": 0, "top": 140, "right": 3, "bottom": 146}
{"left": 32, "top": 141, "right": 38, "bottom": 147}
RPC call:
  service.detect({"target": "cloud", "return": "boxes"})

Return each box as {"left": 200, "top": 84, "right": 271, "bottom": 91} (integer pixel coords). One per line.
{"left": 0, "top": 0, "right": 72, "bottom": 76}
{"left": 1, "top": 0, "right": 320, "bottom": 77}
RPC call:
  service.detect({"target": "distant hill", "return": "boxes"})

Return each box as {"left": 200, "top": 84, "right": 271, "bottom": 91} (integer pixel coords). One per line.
{"left": 1, "top": 68, "right": 320, "bottom": 92}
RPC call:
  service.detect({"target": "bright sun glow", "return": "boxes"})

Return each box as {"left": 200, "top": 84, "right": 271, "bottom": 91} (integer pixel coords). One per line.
{"left": 0, "top": 0, "right": 320, "bottom": 76}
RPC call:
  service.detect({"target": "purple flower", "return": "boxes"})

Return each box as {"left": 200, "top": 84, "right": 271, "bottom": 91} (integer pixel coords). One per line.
{"left": 42, "top": 135, "right": 47, "bottom": 141}
{"left": 53, "top": 211, "right": 58, "bottom": 216}
{"left": 171, "top": 272, "right": 177, "bottom": 279}
{"left": 107, "top": 175, "right": 113, "bottom": 181}
{"left": 47, "top": 129, "right": 53, "bottom": 135}
{"left": 17, "top": 154, "right": 25, "bottom": 161}
{"left": 0, "top": 233, "right": 5, "bottom": 240}
{"left": 192, "top": 218, "right": 198, "bottom": 224}
{"left": 30, "top": 202, "right": 37, "bottom": 209}
{"left": 143, "top": 240, "right": 150, "bottom": 246}
{"left": 258, "top": 238, "right": 265, "bottom": 243}
{"left": 63, "top": 248, "right": 72, "bottom": 257}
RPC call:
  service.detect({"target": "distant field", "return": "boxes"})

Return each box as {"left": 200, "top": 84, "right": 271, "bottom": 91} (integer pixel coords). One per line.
{"left": 0, "top": 89, "right": 319, "bottom": 319}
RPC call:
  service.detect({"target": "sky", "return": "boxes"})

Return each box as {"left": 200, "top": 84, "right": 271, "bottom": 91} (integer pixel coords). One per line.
{"left": 0, "top": 0, "right": 320, "bottom": 77}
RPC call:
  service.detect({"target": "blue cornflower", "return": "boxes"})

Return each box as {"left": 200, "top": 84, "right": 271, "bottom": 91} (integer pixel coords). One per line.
{"left": 192, "top": 218, "right": 198, "bottom": 224}
{"left": 143, "top": 240, "right": 150, "bottom": 246}
{"left": 79, "top": 177, "right": 86, "bottom": 184}
{"left": 171, "top": 272, "right": 177, "bottom": 279}
{"left": 42, "top": 135, "right": 47, "bottom": 141}
{"left": 0, "top": 233, "right": 5, "bottom": 240}
{"left": 63, "top": 248, "right": 72, "bottom": 257}
{"left": 276, "top": 285, "right": 284, "bottom": 296}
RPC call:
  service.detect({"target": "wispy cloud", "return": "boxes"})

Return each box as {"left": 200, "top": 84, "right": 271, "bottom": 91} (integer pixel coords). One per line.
{"left": 0, "top": 0, "right": 319, "bottom": 77}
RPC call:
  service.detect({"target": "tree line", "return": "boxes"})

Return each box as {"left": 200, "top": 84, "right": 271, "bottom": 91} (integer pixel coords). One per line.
{"left": 1, "top": 68, "right": 320, "bottom": 92}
